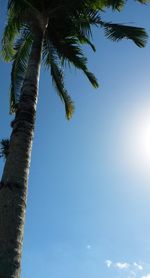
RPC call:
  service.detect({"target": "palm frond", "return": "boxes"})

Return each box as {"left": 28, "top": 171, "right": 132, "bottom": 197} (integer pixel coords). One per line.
{"left": 78, "top": 35, "right": 96, "bottom": 51}
{"left": 8, "top": 0, "right": 37, "bottom": 12}
{"left": 59, "top": 39, "right": 99, "bottom": 87}
{"left": 48, "top": 33, "right": 99, "bottom": 88}
{"left": 10, "top": 30, "right": 32, "bottom": 113}
{"left": 84, "top": 70, "right": 99, "bottom": 88}
{"left": 71, "top": 9, "right": 102, "bottom": 41}
{"left": 1, "top": 6, "right": 20, "bottom": 61}
{"left": 43, "top": 39, "right": 74, "bottom": 119}
{"left": 51, "top": 64, "right": 74, "bottom": 119}
{"left": 0, "top": 139, "right": 10, "bottom": 160}
{"left": 136, "top": 0, "right": 150, "bottom": 3}
{"left": 91, "top": 0, "right": 125, "bottom": 10}
{"left": 101, "top": 22, "right": 148, "bottom": 47}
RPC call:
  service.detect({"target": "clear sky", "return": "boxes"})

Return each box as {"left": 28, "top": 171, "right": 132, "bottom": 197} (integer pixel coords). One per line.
{"left": 1, "top": 2, "right": 150, "bottom": 278}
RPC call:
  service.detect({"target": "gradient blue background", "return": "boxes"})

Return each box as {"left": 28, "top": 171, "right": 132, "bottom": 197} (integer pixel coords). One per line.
{"left": 1, "top": 2, "right": 150, "bottom": 278}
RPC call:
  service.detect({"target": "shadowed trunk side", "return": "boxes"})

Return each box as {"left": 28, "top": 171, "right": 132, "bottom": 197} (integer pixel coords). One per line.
{"left": 0, "top": 30, "right": 43, "bottom": 278}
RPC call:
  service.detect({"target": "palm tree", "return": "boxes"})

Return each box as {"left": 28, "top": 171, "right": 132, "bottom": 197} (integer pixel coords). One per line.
{"left": 0, "top": 0, "right": 149, "bottom": 277}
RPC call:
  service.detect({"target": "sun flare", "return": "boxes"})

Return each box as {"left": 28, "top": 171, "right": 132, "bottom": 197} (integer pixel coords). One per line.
{"left": 120, "top": 103, "right": 150, "bottom": 177}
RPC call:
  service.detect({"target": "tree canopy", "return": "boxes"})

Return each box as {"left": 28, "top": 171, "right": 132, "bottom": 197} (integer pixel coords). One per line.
{"left": 1, "top": 0, "right": 149, "bottom": 119}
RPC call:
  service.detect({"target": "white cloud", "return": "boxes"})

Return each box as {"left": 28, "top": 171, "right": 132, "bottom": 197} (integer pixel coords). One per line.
{"left": 142, "top": 275, "right": 150, "bottom": 278}
{"left": 133, "top": 262, "right": 143, "bottom": 270}
{"left": 115, "top": 262, "right": 130, "bottom": 270}
{"left": 105, "top": 259, "right": 145, "bottom": 275}
{"left": 105, "top": 260, "right": 112, "bottom": 268}
{"left": 105, "top": 260, "right": 129, "bottom": 270}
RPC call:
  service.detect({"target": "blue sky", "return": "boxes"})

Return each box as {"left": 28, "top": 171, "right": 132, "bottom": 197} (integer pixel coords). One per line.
{"left": 1, "top": 2, "right": 150, "bottom": 278}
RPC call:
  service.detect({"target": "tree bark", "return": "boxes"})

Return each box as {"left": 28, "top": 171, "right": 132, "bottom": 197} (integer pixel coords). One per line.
{"left": 0, "top": 31, "right": 43, "bottom": 278}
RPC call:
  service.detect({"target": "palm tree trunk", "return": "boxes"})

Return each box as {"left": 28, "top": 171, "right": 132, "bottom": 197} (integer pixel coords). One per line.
{"left": 0, "top": 30, "right": 43, "bottom": 278}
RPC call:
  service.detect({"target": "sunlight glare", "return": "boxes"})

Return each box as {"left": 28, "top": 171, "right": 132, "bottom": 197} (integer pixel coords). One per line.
{"left": 120, "top": 103, "right": 150, "bottom": 178}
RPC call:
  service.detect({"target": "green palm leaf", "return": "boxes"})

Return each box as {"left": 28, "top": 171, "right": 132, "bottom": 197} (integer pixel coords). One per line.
{"left": 101, "top": 22, "right": 148, "bottom": 47}
{"left": 49, "top": 33, "right": 99, "bottom": 88}
{"left": 78, "top": 35, "right": 96, "bottom": 51}
{"left": 1, "top": 7, "right": 20, "bottom": 61}
{"left": 10, "top": 30, "right": 32, "bottom": 113}
{"left": 91, "top": 0, "right": 125, "bottom": 10}
{"left": 43, "top": 39, "right": 74, "bottom": 119}
{"left": 136, "top": 0, "right": 150, "bottom": 3}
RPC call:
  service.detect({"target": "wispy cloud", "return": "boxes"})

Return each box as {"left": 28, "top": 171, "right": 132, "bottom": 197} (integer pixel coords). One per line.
{"left": 105, "top": 260, "right": 130, "bottom": 270}
{"left": 133, "top": 262, "right": 143, "bottom": 271}
{"left": 142, "top": 274, "right": 150, "bottom": 278}
{"left": 105, "top": 259, "right": 146, "bottom": 278}
{"left": 115, "top": 262, "right": 130, "bottom": 270}
{"left": 105, "top": 260, "right": 112, "bottom": 268}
